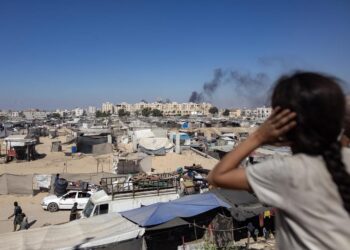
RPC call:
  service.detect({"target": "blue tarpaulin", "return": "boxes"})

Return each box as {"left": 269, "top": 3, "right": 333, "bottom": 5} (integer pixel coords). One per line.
{"left": 120, "top": 193, "right": 230, "bottom": 227}
{"left": 181, "top": 122, "right": 189, "bottom": 129}
{"left": 171, "top": 133, "right": 191, "bottom": 141}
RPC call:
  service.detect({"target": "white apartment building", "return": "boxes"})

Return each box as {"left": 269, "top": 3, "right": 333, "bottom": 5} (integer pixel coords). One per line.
{"left": 88, "top": 106, "right": 96, "bottom": 114}
{"left": 55, "top": 109, "right": 70, "bottom": 117}
{"left": 102, "top": 102, "right": 114, "bottom": 113}
{"left": 256, "top": 106, "right": 272, "bottom": 119}
{"left": 73, "top": 108, "right": 84, "bottom": 117}
{"left": 11, "top": 111, "right": 20, "bottom": 117}
{"left": 23, "top": 110, "right": 48, "bottom": 120}
{"left": 234, "top": 106, "right": 272, "bottom": 119}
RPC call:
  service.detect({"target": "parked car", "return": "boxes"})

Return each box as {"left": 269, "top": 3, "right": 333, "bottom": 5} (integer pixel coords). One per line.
{"left": 41, "top": 190, "right": 93, "bottom": 212}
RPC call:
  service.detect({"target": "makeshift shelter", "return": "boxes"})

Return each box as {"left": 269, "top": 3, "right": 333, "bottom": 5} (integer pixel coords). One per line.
{"left": 92, "top": 143, "right": 113, "bottom": 155}
{"left": 170, "top": 132, "right": 191, "bottom": 146}
{"left": 133, "top": 129, "right": 155, "bottom": 140}
{"left": 51, "top": 141, "right": 62, "bottom": 152}
{"left": 77, "top": 135, "right": 108, "bottom": 154}
{"left": 121, "top": 192, "right": 230, "bottom": 227}
{"left": 122, "top": 190, "right": 269, "bottom": 249}
{"left": 138, "top": 137, "right": 174, "bottom": 156}
{"left": 210, "top": 189, "right": 269, "bottom": 221}
{"left": 4, "top": 134, "right": 37, "bottom": 161}
{"left": 0, "top": 213, "right": 145, "bottom": 250}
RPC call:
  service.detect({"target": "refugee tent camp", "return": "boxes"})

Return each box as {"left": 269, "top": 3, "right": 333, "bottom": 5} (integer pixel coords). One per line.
{"left": 121, "top": 190, "right": 269, "bottom": 250}
{"left": 121, "top": 192, "right": 230, "bottom": 226}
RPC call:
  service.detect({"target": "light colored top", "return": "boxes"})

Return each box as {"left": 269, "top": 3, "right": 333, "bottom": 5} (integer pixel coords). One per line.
{"left": 246, "top": 148, "right": 350, "bottom": 250}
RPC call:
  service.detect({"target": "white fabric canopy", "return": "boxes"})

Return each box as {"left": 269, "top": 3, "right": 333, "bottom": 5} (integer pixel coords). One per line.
{"left": 133, "top": 129, "right": 155, "bottom": 140}
{"left": 138, "top": 137, "right": 173, "bottom": 151}
{"left": 0, "top": 213, "right": 145, "bottom": 250}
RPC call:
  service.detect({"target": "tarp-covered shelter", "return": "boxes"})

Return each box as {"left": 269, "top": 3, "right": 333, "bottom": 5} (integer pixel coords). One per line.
{"left": 0, "top": 213, "right": 145, "bottom": 250}
{"left": 210, "top": 189, "right": 269, "bottom": 221}
{"left": 121, "top": 192, "right": 230, "bottom": 227}
{"left": 138, "top": 137, "right": 174, "bottom": 156}
{"left": 4, "top": 134, "right": 38, "bottom": 161}
{"left": 77, "top": 135, "right": 108, "bottom": 154}
{"left": 133, "top": 129, "right": 155, "bottom": 140}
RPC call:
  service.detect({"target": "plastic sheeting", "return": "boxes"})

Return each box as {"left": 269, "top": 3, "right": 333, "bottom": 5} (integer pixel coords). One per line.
{"left": 0, "top": 213, "right": 145, "bottom": 250}
{"left": 121, "top": 193, "right": 230, "bottom": 227}
{"left": 210, "top": 189, "right": 269, "bottom": 221}
{"left": 92, "top": 143, "right": 113, "bottom": 155}
{"left": 138, "top": 138, "right": 173, "bottom": 151}
{"left": 133, "top": 129, "right": 155, "bottom": 140}
{"left": 0, "top": 174, "right": 33, "bottom": 195}
{"left": 139, "top": 156, "right": 153, "bottom": 173}
{"left": 33, "top": 174, "right": 52, "bottom": 190}
{"left": 77, "top": 136, "right": 108, "bottom": 154}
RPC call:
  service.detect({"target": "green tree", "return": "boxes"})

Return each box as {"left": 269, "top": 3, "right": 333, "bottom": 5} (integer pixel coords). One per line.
{"left": 96, "top": 110, "right": 110, "bottom": 118}
{"left": 95, "top": 110, "right": 102, "bottom": 117}
{"left": 118, "top": 109, "right": 130, "bottom": 117}
{"left": 209, "top": 106, "right": 219, "bottom": 115}
{"left": 52, "top": 112, "right": 61, "bottom": 119}
{"left": 222, "top": 109, "right": 230, "bottom": 116}
{"left": 141, "top": 107, "right": 152, "bottom": 117}
{"left": 151, "top": 109, "right": 163, "bottom": 117}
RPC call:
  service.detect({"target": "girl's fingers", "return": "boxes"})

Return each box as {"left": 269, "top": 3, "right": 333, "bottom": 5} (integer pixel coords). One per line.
{"left": 271, "top": 109, "right": 292, "bottom": 123}
{"left": 270, "top": 106, "right": 281, "bottom": 117}
{"left": 277, "top": 121, "right": 297, "bottom": 134}
{"left": 275, "top": 112, "right": 297, "bottom": 129}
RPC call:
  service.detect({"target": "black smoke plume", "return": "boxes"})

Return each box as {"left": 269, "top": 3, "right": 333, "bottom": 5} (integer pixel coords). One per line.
{"left": 189, "top": 68, "right": 270, "bottom": 107}
{"left": 189, "top": 91, "right": 204, "bottom": 103}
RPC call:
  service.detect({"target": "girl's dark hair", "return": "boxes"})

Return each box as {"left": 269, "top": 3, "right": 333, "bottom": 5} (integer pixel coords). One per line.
{"left": 271, "top": 71, "right": 350, "bottom": 214}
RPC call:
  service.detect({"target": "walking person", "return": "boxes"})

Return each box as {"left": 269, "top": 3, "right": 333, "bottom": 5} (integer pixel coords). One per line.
{"left": 208, "top": 72, "right": 350, "bottom": 249}
{"left": 19, "top": 213, "right": 29, "bottom": 231}
{"left": 8, "top": 201, "right": 23, "bottom": 232}
{"left": 69, "top": 202, "right": 78, "bottom": 221}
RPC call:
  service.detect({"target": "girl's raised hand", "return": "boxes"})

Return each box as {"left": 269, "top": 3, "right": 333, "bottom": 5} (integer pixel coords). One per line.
{"left": 254, "top": 107, "right": 297, "bottom": 145}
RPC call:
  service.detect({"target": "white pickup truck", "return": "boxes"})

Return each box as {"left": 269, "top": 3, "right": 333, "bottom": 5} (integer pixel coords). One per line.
{"left": 81, "top": 189, "right": 179, "bottom": 218}
{"left": 41, "top": 190, "right": 93, "bottom": 212}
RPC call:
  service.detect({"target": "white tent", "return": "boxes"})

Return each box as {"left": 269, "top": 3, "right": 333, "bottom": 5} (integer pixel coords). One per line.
{"left": 133, "top": 129, "right": 155, "bottom": 140}
{"left": 0, "top": 213, "right": 145, "bottom": 250}
{"left": 138, "top": 137, "right": 173, "bottom": 151}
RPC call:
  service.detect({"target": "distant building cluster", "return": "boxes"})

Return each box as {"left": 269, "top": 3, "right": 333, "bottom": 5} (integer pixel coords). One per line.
{"left": 0, "top": 103, "right": 272, "bottom": 120}
{"left": 102, "top": 101, "right": 213, "bottom": 116}
{"left": 229, "top": 106, "right": 272, "bottom": 119}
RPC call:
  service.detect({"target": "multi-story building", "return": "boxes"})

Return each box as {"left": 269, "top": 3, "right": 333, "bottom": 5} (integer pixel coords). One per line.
{"left": 23, "top": 110, "right": 48, "bottom": 120}
{"left": 111, "top": 101, "right": 213, "bottom": 116}
{"left": 73, "top": 108, "right": 84, "bottom": 117}
{"left": 88, "top": 106, "right": 96, "bottom": 114}
{"left": 55, "top": 109, "right": 70, "bottom": 118}
{"left": 11, "top": 111, "right": 19, "bottom": 117}
{"left": 229, "top": 109, "right": 242, "bottom": 118}
{"left": 102, "top": 102, "right": 114, "bottom": 114}
{"left": 0, "top": 110, "right": 9, "bottom": 117}
{"left": 256, "top": 106, "right": 272, "bottom": 119}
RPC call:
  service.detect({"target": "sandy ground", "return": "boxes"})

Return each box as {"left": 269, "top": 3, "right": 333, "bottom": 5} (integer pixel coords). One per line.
{"left": 0, "top": 193, "right": 70, "bottom": 235}
{"left": 0, "top": 135, "right": 113, "bottom": 175}
{"left": 151, "top": 150, "right": 218, "bottom": 173}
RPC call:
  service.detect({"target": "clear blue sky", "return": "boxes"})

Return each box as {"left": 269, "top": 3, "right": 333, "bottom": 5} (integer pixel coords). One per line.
{"left": 0, "top": 0, "right": 349, "bottom": 110}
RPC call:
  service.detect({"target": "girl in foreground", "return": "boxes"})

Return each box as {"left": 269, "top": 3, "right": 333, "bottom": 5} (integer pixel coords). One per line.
{"left": 208, "top": 72, "right": 350, "bottom": 249}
